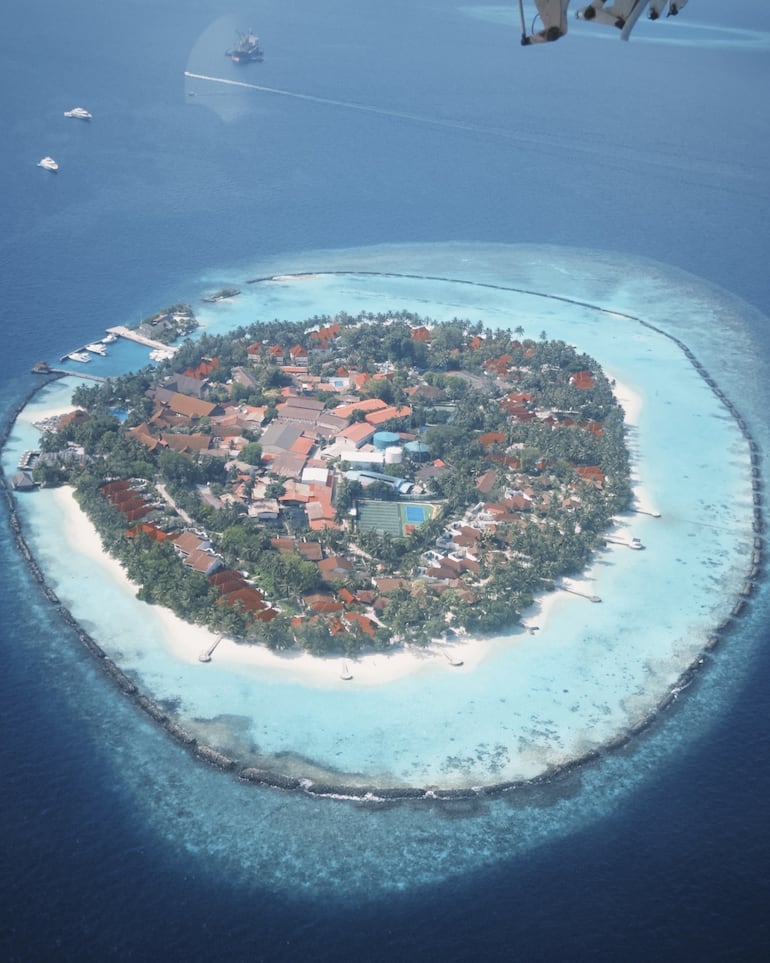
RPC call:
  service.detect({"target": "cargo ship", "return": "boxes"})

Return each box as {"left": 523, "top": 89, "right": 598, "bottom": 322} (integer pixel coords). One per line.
{"left": 226, "top": 30, "right": 263, "bottom": 64}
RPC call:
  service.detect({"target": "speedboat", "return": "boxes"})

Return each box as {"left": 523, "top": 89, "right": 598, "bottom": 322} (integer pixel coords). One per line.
{"left": 38, "top": 156, "right": 59, "bottom": 172}
{"left": 64, "top": 107, "right": 92, "bottom": 120}
{"left": 85, "top": 342, "right": 108, "bottom": 356}
{"left": 67, "top": 351, "right": 91, "bottom": 363}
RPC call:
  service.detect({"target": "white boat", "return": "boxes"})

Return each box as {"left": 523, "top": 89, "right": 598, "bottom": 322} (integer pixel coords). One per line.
{"left": 85, "top": 342, "right": 108, "bottom": 356}
{"left": 67, "top": 351, "right": 91, "bottom": 363}
{"left": 38, "top": 156, "right": 59, "bottom": 172}
{"left": 64, "top": 107, "right": 92, "bottom": 120}
{"left": 101, "top": 333, "right": 117, "bottom": 344}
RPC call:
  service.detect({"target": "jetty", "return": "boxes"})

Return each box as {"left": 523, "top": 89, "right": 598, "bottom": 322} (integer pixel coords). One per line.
{"left": 33, "top": 365, "right": 108, "bottom": 383}
{"left": 199, "top": 635, "right": 224, "bottom": 663}
{"left": 605, "top": 535, "right": 644, "bottom": 550}
{"left": 562, "top": 586, "right": 602, "bottom": 603}
{"left": 105, "top": 325, "right": 178, "bottom": 353}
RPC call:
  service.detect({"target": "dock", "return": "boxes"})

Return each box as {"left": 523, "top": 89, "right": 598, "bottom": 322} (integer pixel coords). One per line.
{"left": 105, "top": 325, "right": 178, "bottom": 353}
{"left": 605, "top": 536, "right": 644, "bottom": 550}
{"left": 199, "top": 635, "right": 224, "bottom": 662}
{"left": 562, "top": 587, "right": 602, "bottom": 602}
{"left": 35, "top": 366, "right": 109, "bottom": 383}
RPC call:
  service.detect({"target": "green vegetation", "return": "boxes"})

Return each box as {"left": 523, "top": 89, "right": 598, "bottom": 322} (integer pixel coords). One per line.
{"left": 36, "top": 309, "right": 633, "bottom": 656}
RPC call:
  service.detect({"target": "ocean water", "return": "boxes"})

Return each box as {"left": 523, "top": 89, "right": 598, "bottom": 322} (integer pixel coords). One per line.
{"left": 2, "top": 2, "right": 770, "bottom": 961}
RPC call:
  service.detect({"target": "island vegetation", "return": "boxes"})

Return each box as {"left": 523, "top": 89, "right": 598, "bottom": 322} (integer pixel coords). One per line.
{"left": 134, "top": 304, "right": 198, "bottom": 345}
{"left": 34, "top": 310, "right": 632, "bottom": 656}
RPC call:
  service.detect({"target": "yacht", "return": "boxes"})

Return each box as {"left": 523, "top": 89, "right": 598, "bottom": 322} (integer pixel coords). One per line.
{"left": 85, "top": 342, "right": 108, "bottom": 356}
{"left": 101, "top": 333, "right": 118, "bottom": 344}
{"left": 38, "top": 156, "right": 59, "bottom": 172}
{"left": 67, "top": 351, "right": 91, "bottom": 363}
{"left": 64, "top": 107, "right": 92, "bottom": 120}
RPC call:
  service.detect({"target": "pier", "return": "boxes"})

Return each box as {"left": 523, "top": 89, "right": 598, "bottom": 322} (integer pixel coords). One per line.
{"left": 105, "top": 325, "right": 178, "bottom": 353}
{"left": 605, "top": 536, "right": 644, "bottom": 550}
{"left": 47, "top": 367, "right": 108, "bottom": 383}
{"left": 562, "top": 587, "right": 602, "bottom": 602}
{"left": 199, "top": 635, "right": 224, "bottom": 662}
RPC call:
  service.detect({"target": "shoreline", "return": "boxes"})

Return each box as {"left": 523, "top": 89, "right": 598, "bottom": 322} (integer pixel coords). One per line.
{"left": 0, "top": 302, "right": 763, "bottom": 797}
{"left": 38, "top": 371, "right": 647, "bottom": 690}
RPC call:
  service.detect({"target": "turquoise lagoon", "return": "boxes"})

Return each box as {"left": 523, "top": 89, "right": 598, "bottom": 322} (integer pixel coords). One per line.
{"left": 4, "top": 243, "right": 759, "bottom": 794}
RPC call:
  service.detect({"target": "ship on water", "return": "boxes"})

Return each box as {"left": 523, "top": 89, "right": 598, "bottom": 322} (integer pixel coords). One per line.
{"left": 225, "top": 30, "right": 263, "bottom": 64}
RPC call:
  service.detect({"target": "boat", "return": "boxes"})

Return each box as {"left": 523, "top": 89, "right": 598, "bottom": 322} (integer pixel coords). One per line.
{"left": 38, "top": 156, "right": 58, "bottom": 172}
{"left": 225, "top": 30, "right": 263, "bottom": 64}
{"left": 101, "top": 333, "right": 118, "bottom": 344}
{"left": 85, "top": 342, "right": 108, "bottom": 356}
{"left": 67, "top": 351, "right": 91, "bottom": 363}
{"left": 64, "top": 107, "right": 92, "bottom": 120}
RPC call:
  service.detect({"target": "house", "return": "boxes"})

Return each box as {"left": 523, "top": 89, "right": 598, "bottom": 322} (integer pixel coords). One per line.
{"left": 337, "top": 422, "right": 376, "bottom": 448}
{"left": 365, "top": 405, "right": 412, "bottom": 426}
{"left": 249, "top": 498, "right": 281, "bottom": 521}
{"left": 182, "top": 548, "right": 222, "bottom": 576}
{"left": 162, "top": 393, "right": 221, "bottom": 420}
{"left": 318, "top": 555, "right": 354, "bottom": 581}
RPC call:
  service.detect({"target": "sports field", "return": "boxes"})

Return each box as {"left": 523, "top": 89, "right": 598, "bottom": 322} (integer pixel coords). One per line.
{"left": 357, "top": 501, "right": 438, "bottom": 537}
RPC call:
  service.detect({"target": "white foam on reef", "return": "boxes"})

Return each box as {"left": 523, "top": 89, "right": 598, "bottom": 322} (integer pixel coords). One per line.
{"left": 7, "top": 243, "right": 768, "bottom": 897}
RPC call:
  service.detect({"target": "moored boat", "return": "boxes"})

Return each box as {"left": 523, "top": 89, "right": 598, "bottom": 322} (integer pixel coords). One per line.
{"left": 85, "top": 342, "right": 108, "bottom": 356}
{"left": 67, "top": 351, "right": 91, "bottom": 363}
{"left": 226, "top": 30, "right": 263, "bottom": 64}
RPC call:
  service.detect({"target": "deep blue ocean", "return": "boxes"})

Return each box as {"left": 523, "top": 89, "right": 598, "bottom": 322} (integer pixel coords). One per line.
{"left": 2, "top": 1, "right": 770, "bottom": 960}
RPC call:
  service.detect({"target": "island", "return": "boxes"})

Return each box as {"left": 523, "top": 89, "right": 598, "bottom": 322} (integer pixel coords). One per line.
{"left": 30, "top": 310, "right": 632, "bottom": 656}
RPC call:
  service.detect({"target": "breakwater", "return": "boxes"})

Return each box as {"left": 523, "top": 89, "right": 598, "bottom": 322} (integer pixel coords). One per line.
{"left": 0, "top": 297, "right": 764, "bottom": 802}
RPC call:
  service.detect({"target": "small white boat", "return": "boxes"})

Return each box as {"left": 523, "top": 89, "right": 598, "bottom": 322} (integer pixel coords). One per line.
{"left": 67, "top": 351, "right": 91, "bottom": 363}
{"left": 38, "top": 156, "right": 59, "bottom": 172}
{"left": 85, "top": 342, "right": 108, "bottom": 356}
{"left": 101, "top": 333, "right": 118, "bottom": 344}
{"left": 64, "top": 107, "right": 92, "bottom": 120}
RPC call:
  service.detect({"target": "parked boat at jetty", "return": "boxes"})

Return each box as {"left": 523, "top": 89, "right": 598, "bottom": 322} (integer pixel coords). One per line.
{"left": 85, "top": 343, "right": 108, "bottom": 356}
{"left": 67, "top": 351, "right": 91, "bottom": 363}
{"left": 38, "top": 156, "right": 58, "bottom": 172}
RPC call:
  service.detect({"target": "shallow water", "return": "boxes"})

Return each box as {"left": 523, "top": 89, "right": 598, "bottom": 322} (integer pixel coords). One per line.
{"left": 5, "top": 243, "right": 761, "bottom": 793}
